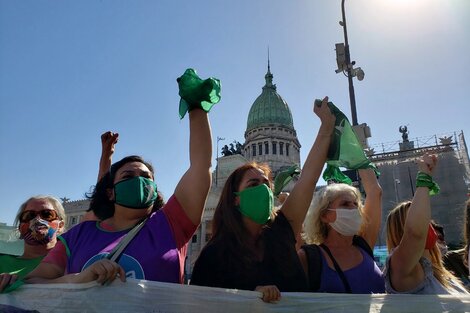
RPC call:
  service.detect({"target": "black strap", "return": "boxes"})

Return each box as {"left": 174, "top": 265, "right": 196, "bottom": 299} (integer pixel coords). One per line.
{"left": 301, "top": 236, "right": 373, "bottom": 292}
{"left": 320, "top": 244, "right": 352, "bottom": 293}
{"left": 300, "top": 244, "right": 322, "bottom": 291}
{"left": 352, "top": 235, "right": 374, "bottom": 259}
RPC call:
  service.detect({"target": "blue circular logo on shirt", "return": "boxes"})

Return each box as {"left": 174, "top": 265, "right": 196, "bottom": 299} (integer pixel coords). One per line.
{"left": 82, "top": 253, "right": 145, "bottom": 279}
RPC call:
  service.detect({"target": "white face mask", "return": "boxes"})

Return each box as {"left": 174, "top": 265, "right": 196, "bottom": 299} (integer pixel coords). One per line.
{"left": 328, "top": 208, "right": 362, "bottom": 236}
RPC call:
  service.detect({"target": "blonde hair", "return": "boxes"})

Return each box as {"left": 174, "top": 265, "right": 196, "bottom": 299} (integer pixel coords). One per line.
{"left": 386, "top": 201, "right": 461, "bottom": 291}
{"left": 302, "top": 183, "right": 363, "bottom": 244}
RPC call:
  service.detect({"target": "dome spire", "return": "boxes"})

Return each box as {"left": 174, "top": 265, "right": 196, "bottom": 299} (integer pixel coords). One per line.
{"left": 268, "top": 47, "right": 271, "bottom": 74}
{"left": 264, "top": 47, "right": 275, "bottom": 90}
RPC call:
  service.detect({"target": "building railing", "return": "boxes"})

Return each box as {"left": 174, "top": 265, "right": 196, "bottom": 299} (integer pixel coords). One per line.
{"left": 368, "top": 131, "right": 464, "bottom": 162}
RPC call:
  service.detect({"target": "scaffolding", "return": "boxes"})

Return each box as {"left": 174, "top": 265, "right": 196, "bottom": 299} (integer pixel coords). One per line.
{"left": 370, "top": 130, "right": 470, "bottom": 246}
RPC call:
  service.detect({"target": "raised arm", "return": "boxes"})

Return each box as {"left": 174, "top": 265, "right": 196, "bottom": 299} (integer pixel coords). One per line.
{"left": 174, "top": 108, "right": 212, "bottom": 225}
{"left": 281, "top": 97, "right": 335, "bottom": 237}
{"left": 389, "top": 154, "right": 437, "bottom": 291}
{"left": 97, "top": 131, "right": 119, "bottom": 181}
{"left": 357, "top": 168, "right": 383, "bottom": 248}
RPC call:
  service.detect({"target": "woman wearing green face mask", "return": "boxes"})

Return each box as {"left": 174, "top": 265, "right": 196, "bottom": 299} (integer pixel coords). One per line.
{"left": 190, "top": 97, "right": 335, "bottom": 303}
{"left": 26, "top": 108, "right": 213, "bottom": 286}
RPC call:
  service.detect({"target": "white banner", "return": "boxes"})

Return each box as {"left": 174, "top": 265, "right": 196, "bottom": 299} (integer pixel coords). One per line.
{"left": 0, "top": 279, "right": 470, "bottom": 313}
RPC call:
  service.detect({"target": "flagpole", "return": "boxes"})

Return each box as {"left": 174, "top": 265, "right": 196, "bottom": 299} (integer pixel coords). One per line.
{"left": 216, "top": 136, "right": 225, "bottom": 186}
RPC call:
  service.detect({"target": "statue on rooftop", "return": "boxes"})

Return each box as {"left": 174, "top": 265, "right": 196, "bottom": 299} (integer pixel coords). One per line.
{"left": 399, "top": 126, "right": 409, "bottom": 142}
{"left": 235, "top": 141, "right": 242, "bottom": 154}
{"left": 229, "top": 143, "right": 236, "bottom": 154}
{"left": 221, "top": 144, "right": 232, "bottom": 157}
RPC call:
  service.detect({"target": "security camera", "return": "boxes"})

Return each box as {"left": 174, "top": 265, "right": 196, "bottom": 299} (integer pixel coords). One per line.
{"left": 355, "top": 67, "right": 365, "bottom": 81}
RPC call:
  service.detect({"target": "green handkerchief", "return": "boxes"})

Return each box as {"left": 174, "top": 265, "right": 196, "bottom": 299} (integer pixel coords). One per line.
{"left": 177, "top": 68, "right": 221, "bottom": 119}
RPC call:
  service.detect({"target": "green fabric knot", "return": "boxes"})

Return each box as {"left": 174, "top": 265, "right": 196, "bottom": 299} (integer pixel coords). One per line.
{"left": 273, "top": 164, "right": 301, "bottom": 196}
{"left": 320, "top": 100, "right": 379, "bottom": 184}
{"left": 416, "top": 171, "right": 440, "bottom": 195}
{"left": 177, "top": 68, "right": 221, "bottom": 119}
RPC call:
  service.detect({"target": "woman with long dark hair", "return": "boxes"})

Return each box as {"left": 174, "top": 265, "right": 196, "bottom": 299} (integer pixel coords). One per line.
{"left": 190, "top": 97, "right": 335, "bottom": 302}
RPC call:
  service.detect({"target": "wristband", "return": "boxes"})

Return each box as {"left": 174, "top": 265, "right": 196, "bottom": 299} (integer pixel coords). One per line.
{"left": 416, "top": 171, "right": 440, "bottom": 196}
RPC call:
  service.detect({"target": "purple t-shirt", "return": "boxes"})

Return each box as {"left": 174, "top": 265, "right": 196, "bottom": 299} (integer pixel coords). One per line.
{"left": 318, "top": 247, "right": 385, "bottom": 293}
{"left": 60, "top": 208, "right": 179, "bottom": 283}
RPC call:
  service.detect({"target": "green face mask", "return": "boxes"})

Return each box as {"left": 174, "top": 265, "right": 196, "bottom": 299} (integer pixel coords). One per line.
{"left": 114, "top": 176, "right": 158, "bottom": 209}
{"left": 235, "top": 184, "right": 273, "bottom": 224}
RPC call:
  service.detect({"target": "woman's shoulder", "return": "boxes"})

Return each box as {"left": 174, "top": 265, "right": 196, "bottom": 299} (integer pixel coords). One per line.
{"left": 60, "top": 220, "right": 102, "bottom": 242}
{"left": 199, "top": 240, "right": 224, "bottom": 256}
{"left": 264, "top": 211, "right": 291, "bottom": 234}
{"left": 193, "top": 241, "right": 226, "bottom": 272}
{"left": 384, "top": 255, "right": 445, "bottom": 294}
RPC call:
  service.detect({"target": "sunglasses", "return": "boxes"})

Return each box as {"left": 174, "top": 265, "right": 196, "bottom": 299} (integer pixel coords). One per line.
{"left": 19, "top": 209, "right": 59, "bottom": 223}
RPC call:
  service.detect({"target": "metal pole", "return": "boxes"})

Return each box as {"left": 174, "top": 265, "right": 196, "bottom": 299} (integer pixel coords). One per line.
{"left": 408, "top": 166, "right": 415, "bottom": 196}
{"left": 341, "top": 0, "right": 358, "bottom": 126}
{"left": 392, "top": 168, "right": 399, "bottom": 203}
{"left": 216, "top": 136, "right": 225, "bottom": 187}
{"left": 216, "top": 139, "right": 219, "bottom": 187}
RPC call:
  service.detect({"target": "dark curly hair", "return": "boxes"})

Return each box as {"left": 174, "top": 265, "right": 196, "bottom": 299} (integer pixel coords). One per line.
{"left": 86, "top": 155, "right": 165, "bottom": 220}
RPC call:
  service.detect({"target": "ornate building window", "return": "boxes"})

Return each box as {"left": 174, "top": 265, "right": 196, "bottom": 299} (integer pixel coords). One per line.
{"left": 252, "top": 144, "right": 256, "bottom": 156}
{"left": 279, "top": 142, "right": 284, "bottom": 155}
{"left": 286, "top": 143, "right": 290, "bottom": 156}
{"left": 258, "top": 143, "right": 263, "bottom": 155}
{"left": 265, "top": 142, "right": 269, "bottom": 154}
{"left": 272, "top": 142, "right": 277, "bottom": 155}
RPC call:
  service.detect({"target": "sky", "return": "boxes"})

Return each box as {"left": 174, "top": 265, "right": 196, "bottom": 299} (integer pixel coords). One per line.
{"left": 1, "top": 0, "right": 469, "bottom": 226}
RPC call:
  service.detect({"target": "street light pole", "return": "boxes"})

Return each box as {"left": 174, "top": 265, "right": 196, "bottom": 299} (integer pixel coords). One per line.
{"left": 340, "top": 0, "right": 358, "bottom": 126}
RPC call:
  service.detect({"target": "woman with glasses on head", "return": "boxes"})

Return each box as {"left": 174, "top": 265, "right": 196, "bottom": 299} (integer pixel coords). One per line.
{"left": 0, "top": 195, "right": 65, "bottom": 292}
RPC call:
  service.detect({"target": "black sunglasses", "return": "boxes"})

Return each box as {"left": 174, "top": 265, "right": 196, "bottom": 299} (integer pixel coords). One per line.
{"left": 19, "top": 209, "right": 59, "bottom": 223}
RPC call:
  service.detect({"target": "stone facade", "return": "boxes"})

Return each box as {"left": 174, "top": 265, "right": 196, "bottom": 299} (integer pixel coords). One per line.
{"left": 62, "top": 199, "right": 90, "bottom": 230}
{"left": 244, "top": 125, "right": 301, "bottom": 175}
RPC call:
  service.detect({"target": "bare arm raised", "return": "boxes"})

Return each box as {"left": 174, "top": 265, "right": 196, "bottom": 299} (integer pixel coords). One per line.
{"left": 357, "top": 168, "right": 383, "bottom": 249}
{"left": 389, "top": 154, "right": 437, "bottom": 291}
{"left": 281, "top": 97, "right": 335, "bottom": 237}
{"left": 174, "top": 108, "right": 212, "bottom": 225}
{"left": 97, "top": 131, "right": 119, "bottom": 181}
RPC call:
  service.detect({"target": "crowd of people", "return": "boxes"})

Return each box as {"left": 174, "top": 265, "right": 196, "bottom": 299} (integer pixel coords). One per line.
{"left": 1, "top": 77, "right": 469, "bottom": 302}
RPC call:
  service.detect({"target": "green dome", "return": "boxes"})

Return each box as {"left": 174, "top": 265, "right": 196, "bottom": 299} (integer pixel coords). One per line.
{"left": 246, "top": 67, "right": 294, "bottom": 131}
